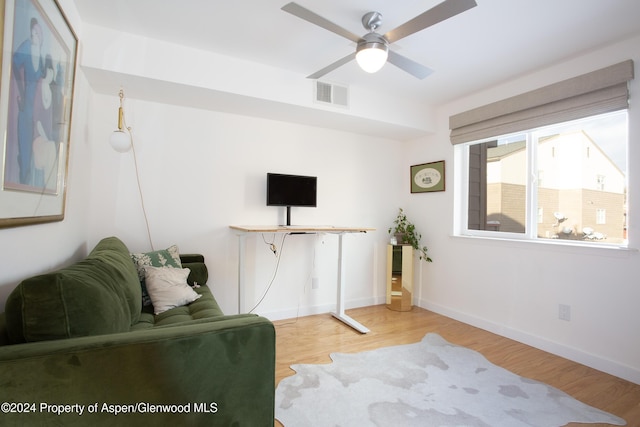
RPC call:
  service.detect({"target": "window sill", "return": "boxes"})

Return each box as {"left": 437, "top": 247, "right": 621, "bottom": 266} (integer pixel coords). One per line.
{"left": 452, "top": 233, "right": 637, "bottom": 257}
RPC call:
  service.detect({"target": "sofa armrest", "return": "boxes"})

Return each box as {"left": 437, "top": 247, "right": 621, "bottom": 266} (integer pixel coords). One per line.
{"left": 179, "top": 254, "right": 204, "bottom": 264}
{"left": 179, "top": 254, "right": 208, "bottom": 286}
{"left": 0, "top": 314, "right": 275, "bottom": 426}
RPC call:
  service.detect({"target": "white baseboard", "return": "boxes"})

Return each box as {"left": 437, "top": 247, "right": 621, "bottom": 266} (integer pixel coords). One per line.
{"left": 259, "top": 296, "right": 385, "bottom": 322}
{"left": 418, "top": 298, "right": 640, "bottom": 385}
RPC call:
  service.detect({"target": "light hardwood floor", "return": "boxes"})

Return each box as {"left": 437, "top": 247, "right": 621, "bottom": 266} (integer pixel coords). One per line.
{"left": 274, "top": 305, "right": 640, "bottom": 427}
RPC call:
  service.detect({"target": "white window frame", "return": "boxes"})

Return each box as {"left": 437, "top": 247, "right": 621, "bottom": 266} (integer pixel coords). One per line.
{"left": 454, "top": 112, "right": 628, "bottom": 248}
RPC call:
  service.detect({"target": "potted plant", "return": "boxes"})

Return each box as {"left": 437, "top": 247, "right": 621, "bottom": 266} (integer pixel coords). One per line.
{"left": 388, "top": 208, "right": 432, "bottom": 262}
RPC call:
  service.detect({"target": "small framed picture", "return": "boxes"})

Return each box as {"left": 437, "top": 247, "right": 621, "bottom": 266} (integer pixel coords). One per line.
{"left": 411, "top": 161, "right": 445, "bottom": 193}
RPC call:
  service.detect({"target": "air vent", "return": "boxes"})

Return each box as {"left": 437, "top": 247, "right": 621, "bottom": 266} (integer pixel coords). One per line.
{"left": 314, "top": 81, "right": 349, "bottom": 108}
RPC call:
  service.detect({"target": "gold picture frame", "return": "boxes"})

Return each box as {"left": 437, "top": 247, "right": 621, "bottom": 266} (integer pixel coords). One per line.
{"left": 0, "top": 0, "right": 77, "bottom": 228}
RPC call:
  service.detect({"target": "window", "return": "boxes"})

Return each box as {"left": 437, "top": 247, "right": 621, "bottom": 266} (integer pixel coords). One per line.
{"left": 450, "top": 61, "right": 633, "bottom": 247}
{"left": 457, "top": 111, "right": 628, "bottom": 245}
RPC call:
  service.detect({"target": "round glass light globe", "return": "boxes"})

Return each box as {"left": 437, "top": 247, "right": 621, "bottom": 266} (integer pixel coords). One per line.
{"left": 356, "top": 47, "right": 388, "bottom": 73}
{"left": 109, "top": 130, "right": 131, "bottom": 153}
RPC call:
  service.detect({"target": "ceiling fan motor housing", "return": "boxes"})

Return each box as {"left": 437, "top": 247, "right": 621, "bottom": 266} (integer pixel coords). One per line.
{"left": 356, "top": 32, "right": 389, "bottom": 54}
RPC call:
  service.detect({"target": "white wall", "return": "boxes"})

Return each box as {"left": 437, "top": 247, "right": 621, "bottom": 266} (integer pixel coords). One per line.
{"left": 80, "top": 23, "right": 434, "bottom": 140}
{"left": 85, "top": 93, "right": 404, "bottom": 317}
{"left": 0, "top": 69, "right": 403, "bottom": 339}
{"left": 406, "top": 34, "right": 640, "bottom": 384}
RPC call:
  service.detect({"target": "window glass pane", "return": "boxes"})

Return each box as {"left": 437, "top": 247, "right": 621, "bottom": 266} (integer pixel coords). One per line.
{"left": 468, "top": 136, "right": 527, "bottom": 233}
{"left": 462, "top": 110, "right": 627, "bottom": 246}
{"left": 536, "top": 112, "right": 627, "bottom": 243}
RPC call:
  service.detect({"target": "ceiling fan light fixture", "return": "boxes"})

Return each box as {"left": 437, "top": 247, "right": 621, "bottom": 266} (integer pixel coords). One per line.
{"left": 356, "top": 37, "right": 388, "bottom": 73}
{"left": 282, "top": 1, "right": 478, "bottom": 79}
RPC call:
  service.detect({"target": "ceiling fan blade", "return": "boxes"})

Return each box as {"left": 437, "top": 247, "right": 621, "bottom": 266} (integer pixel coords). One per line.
{"left": 384, "top": 0, "right": 477, "bottom": 44}
{"left": 387, "top": 50, "right": 434, "bottom": 80}
{"left": 307, "top": 52, "right": 356, "bottom": 79}
{"left": 282, "top": 2, "right": 361, "bottom": 43}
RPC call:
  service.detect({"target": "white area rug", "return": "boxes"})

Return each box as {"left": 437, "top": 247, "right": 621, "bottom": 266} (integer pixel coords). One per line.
{"left": 275, "top": 333, "right": 626, "bottom": 427}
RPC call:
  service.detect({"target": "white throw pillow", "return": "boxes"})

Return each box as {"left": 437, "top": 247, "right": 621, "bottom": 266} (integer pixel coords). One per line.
{"left": 143, "top": 266, "right": 201, "bottom": 314}
{"left": 130, "top": 244, "right": 183, "bottom": 307}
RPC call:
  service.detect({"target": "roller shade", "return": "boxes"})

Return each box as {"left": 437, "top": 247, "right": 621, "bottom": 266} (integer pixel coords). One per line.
{"left": 450, "top": 60, "right": 634, "bottom": 145}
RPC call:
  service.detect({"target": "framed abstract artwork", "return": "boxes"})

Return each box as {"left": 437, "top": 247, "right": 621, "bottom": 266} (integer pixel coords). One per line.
{"left": 411, "top": 160, "right": 445, "bottom": 193}
{"left": 0, "top": 0, "right": 77, "bottom": 227}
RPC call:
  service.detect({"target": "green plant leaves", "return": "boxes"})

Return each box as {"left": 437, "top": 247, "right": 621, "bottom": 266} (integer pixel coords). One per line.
{"left": 388, "top": 208, "right": 432, "bottom": 262}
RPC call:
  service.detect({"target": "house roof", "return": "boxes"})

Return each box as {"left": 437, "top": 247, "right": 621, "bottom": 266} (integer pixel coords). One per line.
{"left": 486, "top": 130, "right": 625, "bottom": 178}
{"left": 488, "top": 141, "right": 525, "bottom": 161}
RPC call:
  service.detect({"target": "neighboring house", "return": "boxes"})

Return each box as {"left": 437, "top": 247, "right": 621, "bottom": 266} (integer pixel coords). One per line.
{"left": 483, "top": 131, "right": 625, "bottom": 243}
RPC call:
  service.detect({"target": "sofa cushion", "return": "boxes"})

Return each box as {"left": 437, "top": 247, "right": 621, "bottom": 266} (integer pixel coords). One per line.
{"left": 4, "top": 236, "right": 141, "bottom": 343}
{"left": 131, "top": 284, "right": 224, "bottom": 329}
{"left": 143, "top": 266, "right": 201, "bottom": 314}
{"left": 131, "top": 245, "right": 182, "bottom": 306}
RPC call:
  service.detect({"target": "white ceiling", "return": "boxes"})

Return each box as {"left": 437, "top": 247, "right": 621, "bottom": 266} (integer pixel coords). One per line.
{"left": 74, "top": 0, "right": 640, "bottom": 109}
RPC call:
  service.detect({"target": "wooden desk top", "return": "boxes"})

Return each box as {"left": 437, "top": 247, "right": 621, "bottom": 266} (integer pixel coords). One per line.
{"left": 230, "top": 225, "right": 375, "bottom": 233}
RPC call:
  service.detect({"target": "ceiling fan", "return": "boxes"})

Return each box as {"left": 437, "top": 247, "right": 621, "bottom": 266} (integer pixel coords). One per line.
{"left": 281, "top": 0, "right": 477, "bottom": 80}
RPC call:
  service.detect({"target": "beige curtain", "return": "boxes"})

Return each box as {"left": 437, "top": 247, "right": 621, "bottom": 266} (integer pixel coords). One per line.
{"left": 450, "top": 60, "right": 634, "bottom": 145}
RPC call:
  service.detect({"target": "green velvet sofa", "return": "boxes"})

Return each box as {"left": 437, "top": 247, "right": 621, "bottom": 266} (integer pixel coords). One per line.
{"left": 0, "top": 236, "right": 275, "bottom": 426}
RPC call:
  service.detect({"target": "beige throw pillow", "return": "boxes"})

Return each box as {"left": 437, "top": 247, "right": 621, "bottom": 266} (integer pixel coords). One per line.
{"left": 143, "top": 266, "right": 201, "bottom": 315}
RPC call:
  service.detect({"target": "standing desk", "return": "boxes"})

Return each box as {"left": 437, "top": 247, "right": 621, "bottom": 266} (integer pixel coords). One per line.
{"left": 229, "top": 225, "right": 375, "bottom": 333}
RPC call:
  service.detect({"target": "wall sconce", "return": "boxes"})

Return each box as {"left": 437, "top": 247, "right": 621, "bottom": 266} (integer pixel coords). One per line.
{"left": 106, "top": 88, "right": 155, "bottom": 250}
{"left": 109, "top": 89, "right": 131, "bottom": 153}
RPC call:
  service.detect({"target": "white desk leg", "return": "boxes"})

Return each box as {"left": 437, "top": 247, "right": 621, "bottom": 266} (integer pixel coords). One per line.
{"left": 332, "top": 233, "right": 370, "bottom": 333}
{"left": 237, "top": 234, "right": 246, "bottom": 314}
